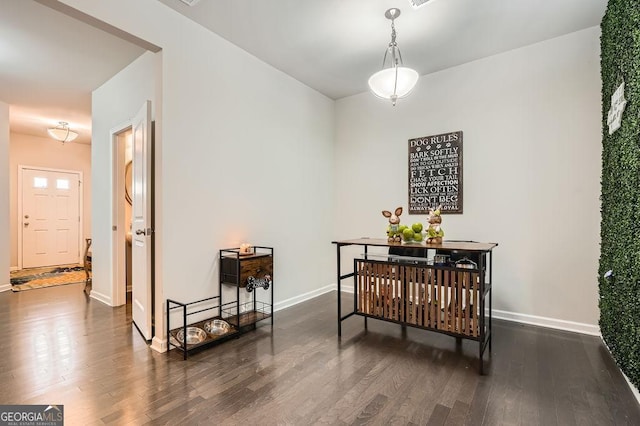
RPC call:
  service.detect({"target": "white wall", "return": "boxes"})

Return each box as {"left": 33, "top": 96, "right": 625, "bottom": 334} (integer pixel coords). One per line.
{"left": 335, "top": 27, "right": 602, "bottom": 329}
{"left": 9, "top": 133, "right": 91, "bottom": 269}
{"left": 81, "top": 0, "right": 335, "bottom": 347}
{"left": 92, "top": 51, "right": 157, "bottom": 304}
{"left": 0, "top": 101, "right": 9, "bottom": 291}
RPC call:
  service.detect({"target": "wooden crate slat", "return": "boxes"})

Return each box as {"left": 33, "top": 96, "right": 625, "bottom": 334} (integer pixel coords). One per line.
{"left": 470, "top": 273, "right": 480, "bottom": 337}
{"left": 464, "top": 271, "right": 471, "bottom": 335}
{"left": 443, "top": 270, "right": 449, "bottom": 331}
{"left": 359, "top": 261, "right": 364, "bottom": 313}
{"left": 418, "top": 267, "right": 424, "bottom": 326}
{"left": 395, "top": 267, "right": 400, "bottom": 320}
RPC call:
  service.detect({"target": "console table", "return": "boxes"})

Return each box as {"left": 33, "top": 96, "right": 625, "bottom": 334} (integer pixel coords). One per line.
{"left": 333, "top": 238, "right": 497, "bottom": 374}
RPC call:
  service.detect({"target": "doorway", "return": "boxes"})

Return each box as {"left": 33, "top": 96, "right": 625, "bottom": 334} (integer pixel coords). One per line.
{"left": 18, "top": 166, "right": 82, "bottom": 269}
{"left": 112, "top": 127, "right": 132, "bottom": 309}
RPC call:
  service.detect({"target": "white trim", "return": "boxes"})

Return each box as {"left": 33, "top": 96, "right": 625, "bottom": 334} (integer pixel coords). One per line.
{"left": 274, "top": 284, "right": 335, "bottom": 312}
{"left": 601, "top": 337, "right": 640, "bottom": 407}
{"left": 492, "top": 309, "right": 600, "bottom": 336}
{"left": 339, "top": 283, "right": 354, "bottom": 294}
{"left": 151, "top": 337, "right": 167, "bottom": 353}
{"left": 17, "top": 167, "right": 23, "bottom": 270}
{"left": 621, "top": 369, "right": 640, "bottom": 407}
{"left": 89, "top": 289, "right": 112, "bottom": 306}
{"left": 17, "top": 165, "right": 83, "bottom": 269}
{"left": 0, "top": 284, "right": 10, "bottom": 293}
{"left": 9, "top": 266, "right": 18, "bottom": 272}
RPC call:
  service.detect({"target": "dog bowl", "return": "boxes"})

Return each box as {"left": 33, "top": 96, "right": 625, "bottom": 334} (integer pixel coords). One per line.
{"left": 455, "top": 258, "right": 478, "bottom": 269}
{"left": 204, "top": 319, "right": 230, "bottom": 336}
{"left": 175, "top": 327, "right": 207, "bottom": 345}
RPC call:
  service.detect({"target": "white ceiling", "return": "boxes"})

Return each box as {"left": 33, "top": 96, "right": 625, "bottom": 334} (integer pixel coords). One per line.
{"left": 1, "top": 0, "right": 607, "bottom": 144}
{"left": 0, "top": 1, "right": 145, "bottom": 144}
{"left": 157, "top": 0, "right": 607, "bottom": 100}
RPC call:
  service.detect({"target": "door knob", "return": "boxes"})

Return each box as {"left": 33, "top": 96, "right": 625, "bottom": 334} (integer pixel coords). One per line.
{"left": 24, "top": 214, "right": 29, "bottom": 219}
{"left": 24, "top": 222, "right": 29, "bottom": 227}
{"left": 136, "top": 229, "right": 145, "bottom": 236}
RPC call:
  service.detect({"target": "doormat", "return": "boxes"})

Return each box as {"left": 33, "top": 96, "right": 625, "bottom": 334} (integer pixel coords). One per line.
{"left": 10, "top": 265, "right": 86, "bottom": 292}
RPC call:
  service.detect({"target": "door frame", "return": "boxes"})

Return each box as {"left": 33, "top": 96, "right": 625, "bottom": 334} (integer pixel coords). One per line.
{"left": 111, "top": 121, "right": 132, "bottom": 307}
{"left": 17, "top": 165, "right": 83, "bottom": 270}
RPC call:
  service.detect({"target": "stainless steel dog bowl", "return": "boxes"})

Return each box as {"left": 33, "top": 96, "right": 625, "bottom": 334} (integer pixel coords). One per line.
{"left": 204, "top": 319, "right": 230, "bottom": 336}
{"left": 175, "top": 327, "right": 207, "bottom": 345}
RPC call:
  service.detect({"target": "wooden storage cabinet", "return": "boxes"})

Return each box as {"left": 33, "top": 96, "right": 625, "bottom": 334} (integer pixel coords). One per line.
{"left": 219, "top": 246, "right": 274, "bottom": 330}
{"left": 166, "top": 246, "right": 274, "bottom": 360}
{"left": 334, "top": 238, "right": 497, "bottom": 374}
{"left": 221, "top": 252, "right": 273, "bottom": 288}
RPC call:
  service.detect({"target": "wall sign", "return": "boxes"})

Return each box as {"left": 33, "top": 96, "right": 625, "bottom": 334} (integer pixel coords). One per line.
{"left": 408, "top": 131, "right": 463, "bottom": 214}
{"left": 607, "top": 81, "right": 627, "bottom": 135}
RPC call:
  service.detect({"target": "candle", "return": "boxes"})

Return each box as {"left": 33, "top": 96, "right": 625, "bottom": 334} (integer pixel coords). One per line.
{"left": 240, "top": 243, "right": 253, "bottom": 255}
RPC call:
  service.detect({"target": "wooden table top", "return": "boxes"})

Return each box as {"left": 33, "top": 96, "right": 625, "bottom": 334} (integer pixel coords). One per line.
{"left": 332, "top": 238, "right": 498, "bottom": 252}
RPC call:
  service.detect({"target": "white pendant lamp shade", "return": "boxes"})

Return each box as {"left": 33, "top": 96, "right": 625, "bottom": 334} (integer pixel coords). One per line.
{"left": 368, "top": 66, "right": 419, "bottom": 101}
{"left": 368, "top": 8, "right": 419, "bottom": 106}
{"left": 47, "top": 121, "right": 78, "bottom": 143}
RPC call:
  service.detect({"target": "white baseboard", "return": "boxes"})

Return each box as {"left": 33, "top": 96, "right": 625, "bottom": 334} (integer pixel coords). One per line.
{"left": 274, "top": 284, "right": 335, "bottom": 312}
{"left": 9, "top": 266, "right": 18, "bottom": 272}
{"left": 0, "top": 284, "right": 11, "bottom": 293}
{"left": 151, "top": 337, "right": 167, "bottom": 353}
{"left": 622, "top": 369, "right": 640, "bottom": 407}
{"left": 89, "top": 289, "right": 112, "bottom": 306}
{"left": 492, "top": 309, "right": 600, "bottom": 336}
{"left": 339, "top": 283, "right": 354, "bottom": 294}
{"left": 601, "top": 338, "right": 640, "bottom": 407}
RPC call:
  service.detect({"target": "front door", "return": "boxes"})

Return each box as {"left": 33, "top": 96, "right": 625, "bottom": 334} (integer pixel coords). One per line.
{"left": 131, "top": 101, "right": 153, "bottom": 340}
{"left": 22, "top": 167, "right": 81, "bottom": 268}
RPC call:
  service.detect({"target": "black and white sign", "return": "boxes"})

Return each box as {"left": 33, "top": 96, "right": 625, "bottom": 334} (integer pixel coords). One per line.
{"left": 408, "top": 131, "right": 463, "bottom": 214}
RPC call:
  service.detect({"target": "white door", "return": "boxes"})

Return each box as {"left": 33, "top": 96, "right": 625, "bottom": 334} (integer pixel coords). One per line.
{"left": 22, "top": 168, "right": 80, "bottom": 268}
{"left": 131, "top": 101, "right": 153, "bottom": 340}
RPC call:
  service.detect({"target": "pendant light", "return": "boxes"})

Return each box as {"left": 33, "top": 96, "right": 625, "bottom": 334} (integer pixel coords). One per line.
{"left": 368, "top": 8, "right": 419, "bottom": 106}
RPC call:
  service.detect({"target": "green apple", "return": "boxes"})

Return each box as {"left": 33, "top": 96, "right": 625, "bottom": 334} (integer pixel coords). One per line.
{"left": 411, "top": 223, "right": 423, "bottom": 233}
{"left": 413, "top": 233, "right": 424, "bottom": 242}
{"left": 398, "top": 225, "right": 408, "bottom": 233}
{"left": 402, "top": 228, "right": 415, "bottom": 241}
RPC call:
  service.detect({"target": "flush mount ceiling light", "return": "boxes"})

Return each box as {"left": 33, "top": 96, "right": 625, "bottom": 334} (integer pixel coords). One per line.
{"left": 368, "top": 8, "right": 419, "bottom": 106}
{"left": 47, "top": 122, "right": 78, "bottom": 143}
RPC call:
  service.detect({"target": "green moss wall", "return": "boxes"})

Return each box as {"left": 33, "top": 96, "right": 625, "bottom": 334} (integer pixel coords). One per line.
{"left": 599, "top": 0, "right": 640, "bottom": 388}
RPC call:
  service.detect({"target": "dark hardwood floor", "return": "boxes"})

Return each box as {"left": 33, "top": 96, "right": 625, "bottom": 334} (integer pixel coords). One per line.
{"left": 0, "top": 284, "right": 638, "bottom": 425}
